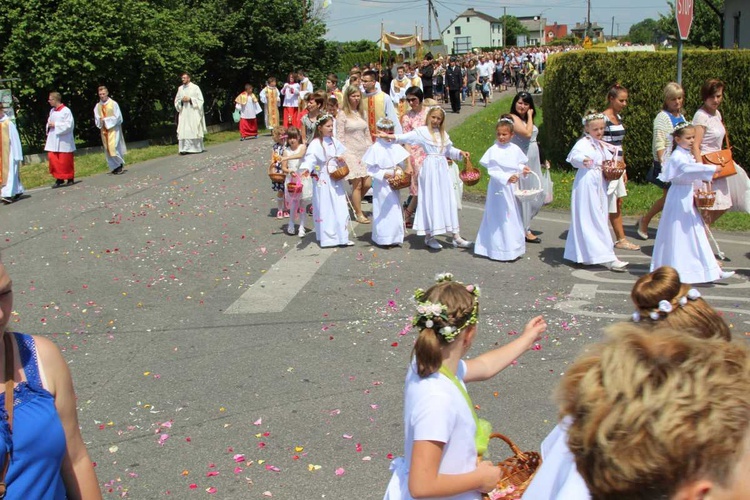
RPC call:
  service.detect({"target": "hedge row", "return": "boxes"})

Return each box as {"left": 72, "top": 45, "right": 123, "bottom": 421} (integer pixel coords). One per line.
{"left": 541, "top": 50, "right": 750, "bottom": 181}
{"left": 338, "top": 50, "right": 392, "bottom": 73}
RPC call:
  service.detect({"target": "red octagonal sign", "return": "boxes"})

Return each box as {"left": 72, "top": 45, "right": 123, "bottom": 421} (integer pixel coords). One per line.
{"left": 676, "top": 0, "right": 694, "bottom": 40}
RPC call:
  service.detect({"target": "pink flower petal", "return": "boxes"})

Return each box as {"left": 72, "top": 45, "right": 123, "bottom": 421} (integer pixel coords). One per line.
{"left": 335, "top": 467, "right": 345, "bottom": 476}
{"left": 253, "top": 418, "right": 262, "bottom": 426}
{"left": 233, "top": 454, "right": 245, "bottom": 463}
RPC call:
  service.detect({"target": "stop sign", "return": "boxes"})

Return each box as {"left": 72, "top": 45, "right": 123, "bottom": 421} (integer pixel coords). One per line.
{"left": 676, "top": 0, "right": 694, "bottom": 40}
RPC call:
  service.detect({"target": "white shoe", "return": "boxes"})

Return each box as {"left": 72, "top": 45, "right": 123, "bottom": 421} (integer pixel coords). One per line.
{"left": 344, "top": 241, "right": 355, "bottom": 247}
{"left": 298, "top": 227, "right": 306, "bottom": 238}
{"left": 452, "top": 236, "right": 472, "bottom": 248}
{"left": 287, "top": 225, "right": 296, "bottom": 235}
{"left": 425, "top": 237, "right": 442, "bottom": 250}
{"left": 719, "top": 270, "right": 735, "bottom": 280}
{"left": 604, "top": 260, "right": 629, "bottom": 272}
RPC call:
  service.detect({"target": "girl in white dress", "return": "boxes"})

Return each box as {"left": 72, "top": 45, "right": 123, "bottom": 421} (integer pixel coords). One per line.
{"left": 281, "top": 127, "right": 310, "bottom": 237}
{"left": 564, "top": 111, "right": 628, "bottom": 272}
{"left": 651, "top": 123, "right": 734, "bottom": 283}
{"left": 362, "top": 119, "right": 409, "bottom": 246}
{"left": 474, "top": 116, "right": 530, "bottom": 261}
{"left": 299, "top": 115, "right": 354, "bottom": 247}
{"left": 377, "top": 106, "right": 472, "bottom": 250}
{"left": 384, "top": 273, "right": 547, "bottom": 500}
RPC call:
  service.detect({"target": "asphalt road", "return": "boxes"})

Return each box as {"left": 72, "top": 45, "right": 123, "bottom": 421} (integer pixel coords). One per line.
{"left": 2, "top": 101, "right": 748, "bottom": 499}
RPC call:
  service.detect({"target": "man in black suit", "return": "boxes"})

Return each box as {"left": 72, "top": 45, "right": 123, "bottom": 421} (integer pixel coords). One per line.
{"left": 444, "top": 56, "right": 463, "bottom": 114}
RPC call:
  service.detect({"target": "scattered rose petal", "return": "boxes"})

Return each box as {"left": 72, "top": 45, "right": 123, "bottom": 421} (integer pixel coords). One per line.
{"left": 253, "top": 418, "right": 262, "bottom": 426}
{"left": 233, "top": 454, "right": 245, "bottom": 463}
{"left": 335, "top": 467, "right": 345, "bottom": 476}
{"left": 206, "top": 487, "right": 217, "bottom": 494}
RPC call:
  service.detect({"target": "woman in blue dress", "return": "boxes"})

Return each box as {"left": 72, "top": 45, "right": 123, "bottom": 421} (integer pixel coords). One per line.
{"left": 0, "top": 256, "right": 101, "bottom": 499}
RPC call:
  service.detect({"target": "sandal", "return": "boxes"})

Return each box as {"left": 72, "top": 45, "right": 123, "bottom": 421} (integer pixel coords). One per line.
{"left": 355, "top": 215, "right": 371, "bottom": 224}
{"left": 403, "top": 208, "right": 414, "bottom": 229}
{"left": 614, "top": 238, "right": 641, "bottom": 251}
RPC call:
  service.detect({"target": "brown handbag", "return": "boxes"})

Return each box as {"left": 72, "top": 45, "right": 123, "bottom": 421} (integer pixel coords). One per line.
{"left": 0, "top": 333, "right": 15, "bottom": 497}
{"left": 702, "top": 128, "right": 737, "bottom": 179}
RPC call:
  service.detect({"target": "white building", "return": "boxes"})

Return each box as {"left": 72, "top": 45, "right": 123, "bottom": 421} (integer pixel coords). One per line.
{"left": 442, "top": 8, "right": 504, "bottom": 54}
{"left": 517, "top": 16, "right": 547, "bottom": 46}
{"left": 724, "top": 0, "right": 749, "bottom": 49}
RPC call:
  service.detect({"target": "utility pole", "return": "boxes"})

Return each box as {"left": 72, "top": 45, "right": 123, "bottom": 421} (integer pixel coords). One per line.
{"left": 503, "top": 7, "right": 507, "bottom": 47}
{"left": 611, "top": 16, "right": 614, "bottom": 40}
{"left": 586, "top": 0, "right": 591, "bottom": 38}
{"left": 427, "top": 0, "right": 432, "bottom": 50}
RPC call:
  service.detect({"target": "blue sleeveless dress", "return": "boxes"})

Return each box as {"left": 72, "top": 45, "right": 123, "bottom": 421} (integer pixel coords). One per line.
{"left": 0, "top": 333, "right": 67, "bottom": 499}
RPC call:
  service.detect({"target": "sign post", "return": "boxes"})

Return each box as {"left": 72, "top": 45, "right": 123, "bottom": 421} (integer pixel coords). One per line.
{"left": 675, "top": 0, "right": 694, "bottom": 85}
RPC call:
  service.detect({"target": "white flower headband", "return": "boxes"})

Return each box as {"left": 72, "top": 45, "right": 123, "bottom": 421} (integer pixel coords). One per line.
{"left": 412, "top": 273, "right": 481, "bottom": 343}
{"left": 632, "top": 288, "right": 702, "bottom": 322}
{"left": 315, "top": 113, "right": 333, "bottom": 127}
{"left": 582, "top": 112, "right": 605, "bottom": 125}
{"left": 376, "top": 117, "right": 395, "bottom": 131}
{"left": 497, "top": 117, "right": 514, "bottom": 125}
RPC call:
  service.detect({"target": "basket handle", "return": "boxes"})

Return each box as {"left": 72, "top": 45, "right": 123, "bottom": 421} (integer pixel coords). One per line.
{"left": 489, "top": 433, "right": 527, "bottom": 460}
{"left": 463, "top": 156, "right": 476, "bottom": 172}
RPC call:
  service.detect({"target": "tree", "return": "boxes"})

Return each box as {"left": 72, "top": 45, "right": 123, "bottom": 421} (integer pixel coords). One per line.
{"left": 336, "top": 40, "right": 380, "bottom": 53}
{"left": 656, "top": 0, "right": 724, "bottom": 48}
{"left": 499, "top": 15, "right": 529, "bottom": 47}
{"left": 627, "top": 18, "right": 665, "bottom": 45}
{"left": 0, "top": 0, "right": 338, "bottom": 148}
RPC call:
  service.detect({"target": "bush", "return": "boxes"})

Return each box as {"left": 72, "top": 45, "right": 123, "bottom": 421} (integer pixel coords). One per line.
{"left": 338, "top": 50, "right": 393, "bottom": 73}
{"left": 541, "top": 50, "right": 750, "bottom": 181}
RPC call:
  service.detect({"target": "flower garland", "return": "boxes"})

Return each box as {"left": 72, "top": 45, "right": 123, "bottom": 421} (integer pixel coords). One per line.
{"left": 632, "top": 288, "right": 702, "bottom": 322}
{"left": 412, "top": 273, "right": 480, "bottom": 343}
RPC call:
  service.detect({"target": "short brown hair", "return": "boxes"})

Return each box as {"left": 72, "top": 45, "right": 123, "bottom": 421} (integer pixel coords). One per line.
{"left": 559, "top": 324, "right": 750, "bottom": 499}
{"left": 49, "top": 91, "right": 62, "bottom": 102}
{"left": 98, "top": 85, "right": 108, "bottom": 92}
{"left": 327, "top": 74, "right": 338, "bottom": 84}
{"left": 700, "top": 78, "right": 724, "bottom": 101}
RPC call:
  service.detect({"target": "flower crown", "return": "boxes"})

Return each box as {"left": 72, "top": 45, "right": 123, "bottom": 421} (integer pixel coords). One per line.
{"left": 632, "top": 288, "right": 701, "bottom": 322}
{"left": 315, "top": 113, "right": 333, "bottom": 127}
{"left": 427, "top": 105, "right": 445, "bottom": 116}
{"left": 497, "top": 117, "right": 514, "bottom": 125}
{"left": 672, "top": 121, "right": 693, "bottom": 133}
{"left": 376, "top": 117, "right": 395, "bottom": 131}
{"left": 582, "top": 112, "right": 605, "bottom": 125}
{"left": 412, "top": 272, "right": 480, "bottom": 343}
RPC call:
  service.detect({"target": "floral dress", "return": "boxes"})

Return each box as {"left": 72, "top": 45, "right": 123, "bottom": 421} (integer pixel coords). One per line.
{"left": 335, "top": 110, "right": 372, "bottom": 180}
{"left": 401, "top": 108, "right": 428, "bottom": 196}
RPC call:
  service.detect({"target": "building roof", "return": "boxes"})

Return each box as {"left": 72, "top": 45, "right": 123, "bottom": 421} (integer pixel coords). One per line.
{"left": 453, "top": 8, "right": 500, "bottom": 24}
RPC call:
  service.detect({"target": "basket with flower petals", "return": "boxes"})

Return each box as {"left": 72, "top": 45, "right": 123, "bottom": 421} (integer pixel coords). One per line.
{"left": 482, "top": 433, "right": 541, "bottom": 500}
{"left": 601, "top": 159, "right": 626, "bottom": 182}
{"left": 694, "top": 182, "right": 716, "bottom": 209}
{"left": 459, "top": 157, "right": 482, "bottom": 186}
{"left": 388, "top": 168, "right": 412, "bottom": 190}
{"left": 514, "top": 170, "right": 544, "bottom": 202}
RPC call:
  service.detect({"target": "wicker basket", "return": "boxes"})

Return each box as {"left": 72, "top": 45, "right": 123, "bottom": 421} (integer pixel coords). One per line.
{"left": 388, "top": 169, "right": 412, "bottom": 190}
{"left": 514, "top": 170, "right": 544, "bottom": 202}
{"left": 269, "top": 172, "right": 286, "bottom": 183}
{"left": 602, "top": 159, "right": 626, "bottom": 182}
{"left": 459, "top": 157, "right": 482, "bottom": 186}
{"left": 695, "top": 182, "right": 716, "bottom": 209}
{"left": 329, "top": 158, "right": 350, "bottom": 181}
{"left": 482, "top": 433, "right": 542, "bottom": 499}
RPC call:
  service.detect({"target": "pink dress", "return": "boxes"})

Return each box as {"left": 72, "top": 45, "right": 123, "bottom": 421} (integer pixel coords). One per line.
{"left": 401, "top": 108, "right": 428, "bottom": 196}
{"left": 335, "top": 110, "right": 373, "bottom": 180}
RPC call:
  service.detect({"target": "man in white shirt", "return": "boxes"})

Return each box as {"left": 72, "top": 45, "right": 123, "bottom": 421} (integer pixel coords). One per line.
{"left": 45, "top": 92, "right": 76, "bottom": 188}
{"left": 0, "top": 102, "right": 24, "bottom": 203}
{"left": 477, "top": 57, "right": 493, "bottom": 105}
{"left": 174, "top": 73, "right": 206, "bottom": 154}
{"left": 94, "top": 86, "right": 126, "bottom": 174}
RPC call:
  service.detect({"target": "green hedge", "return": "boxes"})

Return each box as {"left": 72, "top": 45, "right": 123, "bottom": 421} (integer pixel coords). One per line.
{"left": 541, "top": 50, "right": 750, "bottom": 181}
{"left": 337, "top": 50, "right": 393, "bottom": 73}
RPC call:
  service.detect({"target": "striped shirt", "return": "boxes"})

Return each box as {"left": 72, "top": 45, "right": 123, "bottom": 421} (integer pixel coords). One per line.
{"left": 603, "top": 114, "right": 625, "bottom": 159}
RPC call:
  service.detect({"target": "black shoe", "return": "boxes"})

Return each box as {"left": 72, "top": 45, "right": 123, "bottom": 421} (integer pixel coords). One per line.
{"left": 12, "top": 193, "right": 22, "bottom": 201}
{"left": 52, "top": 179, "right": 65, "bottom": 189}
{"left": 1, "top": 197, "right": 12, "bottom": 204}
{"left": 525, "top": 236, "right": 542, "bottom": 244}
{"left": 66, "top": 179, "right": 75, "bottom": 186}
{"left": 112, "top": 166, "right": 124, "bottom": 175}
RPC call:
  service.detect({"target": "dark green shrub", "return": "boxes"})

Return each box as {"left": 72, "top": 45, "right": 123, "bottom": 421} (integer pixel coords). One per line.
{"left": 541, "top": 50, "right": 750, "bottom": 181}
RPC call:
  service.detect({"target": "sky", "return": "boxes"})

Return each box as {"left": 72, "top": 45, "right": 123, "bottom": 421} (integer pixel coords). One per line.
{"left": 322, "top": 0, "right": 672, "bottom": 42}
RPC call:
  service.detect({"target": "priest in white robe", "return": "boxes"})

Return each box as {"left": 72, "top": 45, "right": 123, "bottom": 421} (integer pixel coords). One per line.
{"left": 361, "top": 70, "right": 401, "bottom": 142}
{"left": 94, "top": 86, "right": 126, "bottom": 174}
{"left": 45, "top": 92, "right": 76, "bottom": 188}
{"left": 174, "top": 73, "right": 206, "bottom": 154}
{"left": 0, "top": 102, "right": 24, "bottom": 203}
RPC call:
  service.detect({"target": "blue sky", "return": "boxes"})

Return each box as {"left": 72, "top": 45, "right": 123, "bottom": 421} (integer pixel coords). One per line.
{"left": 323, "top": 0, "right": 672, "bottom": 41}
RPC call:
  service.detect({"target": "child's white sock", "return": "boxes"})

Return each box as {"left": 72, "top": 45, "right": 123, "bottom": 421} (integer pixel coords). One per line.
{"left": 277, "top": 197, "right": 284, "bottom": 211}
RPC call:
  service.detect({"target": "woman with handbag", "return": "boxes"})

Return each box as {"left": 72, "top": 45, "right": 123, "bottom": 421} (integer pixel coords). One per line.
{"left": 0, "top": 256, "right": 101, "bottom": 498}
{"left": 636, "top": 82, "right": 686, "bottom": 239}
{"left": 692, "top": 79, "right": 734, "bottom": 226}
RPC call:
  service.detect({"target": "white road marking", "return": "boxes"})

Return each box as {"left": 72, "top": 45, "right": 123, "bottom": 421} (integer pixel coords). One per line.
{"left": 224, "top": 243, "right": 337, "bottom": 314}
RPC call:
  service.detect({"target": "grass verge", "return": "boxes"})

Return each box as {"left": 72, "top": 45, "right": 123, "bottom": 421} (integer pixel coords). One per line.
{"left": 19, "top": 129, "right": 245, "bottom": 190}
{"left": 450, "top": 97, "right": 750, "bottom": 232}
